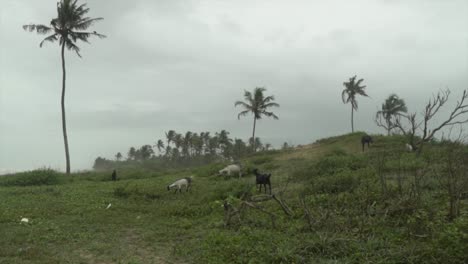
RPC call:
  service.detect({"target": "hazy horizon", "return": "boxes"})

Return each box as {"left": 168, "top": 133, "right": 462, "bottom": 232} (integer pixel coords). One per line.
{"left": 1, "top": 0, "right": 467, "bottom": 172}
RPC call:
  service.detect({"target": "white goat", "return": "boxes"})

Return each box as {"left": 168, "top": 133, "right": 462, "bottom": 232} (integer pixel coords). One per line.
{"left": 405, "top": 143, "right": 413, "bottom": 152}
{"left": 218, "top": 164, "right": 242, "bottom": 178}
{"left": 167, "top": 177, "right": 192, "bottom": 193}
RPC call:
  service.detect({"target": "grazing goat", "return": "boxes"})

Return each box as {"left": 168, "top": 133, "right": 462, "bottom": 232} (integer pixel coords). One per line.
{"left": 361, "top": 135, "right": 373, "bottom": 152}
{"left": 111, "top": 169, "right": 117, "bottom": 181}
{"left": 167, "top": 177, "right": 192, "bottom": 193}
{"left": 405, "top": 143, "right": 413, "bottom": 152}
{"left": 253, "top": 169, "right": 271, "bottom": 194}
{"left": 218, "top": 164, "right": 242, "bottom": 178}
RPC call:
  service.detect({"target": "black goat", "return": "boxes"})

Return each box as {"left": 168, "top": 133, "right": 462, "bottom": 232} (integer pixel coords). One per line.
{"left": 111, "top": 169, "right": 117, "bottom": 181}
{"left": 253, "top": 168, "right": 271, "bottom": 194}
{"left": 361, "top": 135, "right": 373, "bottom": 152}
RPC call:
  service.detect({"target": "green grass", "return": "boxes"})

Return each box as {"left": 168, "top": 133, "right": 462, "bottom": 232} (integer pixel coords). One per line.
{"left": 1, "top": 133, "right": 467, "bottom": 263}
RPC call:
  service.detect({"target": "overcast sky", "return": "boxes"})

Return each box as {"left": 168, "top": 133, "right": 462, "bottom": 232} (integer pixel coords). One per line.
{"left": 1, "top": 0, "right": 467, "bottom": 173}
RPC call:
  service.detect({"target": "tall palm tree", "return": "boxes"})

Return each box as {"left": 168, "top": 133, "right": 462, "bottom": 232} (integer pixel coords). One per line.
{"left": 154, "top": 139, "right": 165, "bottom": 155}
{"left": 165, "top": 130, "right": 176, "bottom": 148}
{"left": 376, "top": 94, "right": 408, "bottom": 135}
{"left": 23, "top": 0, "right": 105, "bottom": 174}
{"left": 235, "top": 87, "right": 279, "bottom": 152}
{"left": 341, "top": 75, "right": 369, "bottom": 133}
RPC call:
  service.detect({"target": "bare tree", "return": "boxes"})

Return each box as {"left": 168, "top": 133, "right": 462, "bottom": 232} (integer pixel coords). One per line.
{"left": 395, "top": 89, "right": 468, "bottom": 153}
{"left": 432, "top": 130, "right": 468, "bottom": 220}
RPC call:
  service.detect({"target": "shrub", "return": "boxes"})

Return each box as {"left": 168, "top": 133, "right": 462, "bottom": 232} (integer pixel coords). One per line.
{"left": 0, "top": 169, "right": 60, "bottom": 187}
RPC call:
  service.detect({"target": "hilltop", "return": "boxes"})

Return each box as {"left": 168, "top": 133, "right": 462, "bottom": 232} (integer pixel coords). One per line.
{"left": 0, "top": 132, "right": 467, "bottom": 263}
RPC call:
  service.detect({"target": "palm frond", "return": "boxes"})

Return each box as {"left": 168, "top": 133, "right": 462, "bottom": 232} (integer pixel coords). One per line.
{"left": 23, "top": 24, "right": 52, "bottom": 34}
{"left": 73, "top": 17, "right": 103, "bottom": 30}
{"left": 262, "top": 102, "right": 280, "bottom": 108}
{"left": 39, "top": 33, "right": 59, "bottom": 47}
{"left": 65, "top": 39, "right": 81, "bottom": 57}
{"left": 262, "top": 111, "right": 279, "bottom": 120}
{"left": 237, "top": 110, "right": 250, "bottom": 120}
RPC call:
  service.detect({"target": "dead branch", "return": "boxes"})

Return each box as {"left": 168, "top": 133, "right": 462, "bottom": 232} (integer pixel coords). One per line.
{"left": 243, "top": 201, "right": 277, "bottom": 228}
{"left": 299, "top": 195, "right": 314, "bottom": 231}
{"left": 272, "top": 194, "right": 293, "bottom": 217}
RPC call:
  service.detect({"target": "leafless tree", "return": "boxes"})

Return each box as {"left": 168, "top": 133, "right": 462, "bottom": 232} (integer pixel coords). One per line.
{"left": 394, "top": 89, "right": 468, "bottom": 153}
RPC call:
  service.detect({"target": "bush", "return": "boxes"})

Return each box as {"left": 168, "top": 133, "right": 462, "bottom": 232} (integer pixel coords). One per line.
{"left": 0, "top": 169, "right": 60, "bottom": 187}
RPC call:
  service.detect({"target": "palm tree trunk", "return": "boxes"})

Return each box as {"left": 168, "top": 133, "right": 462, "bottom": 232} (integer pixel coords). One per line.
{"left": 61, "top": 42, "right": 71, "bottom": 174}
{"left": 252, "top": 116, "right": 257, "bottom": 152}
{"left": 351, "top": 105, "right": 354, "bottom": 133}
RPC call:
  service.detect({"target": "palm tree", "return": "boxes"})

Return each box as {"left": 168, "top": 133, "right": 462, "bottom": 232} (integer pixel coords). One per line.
{"left": 154, "top": 139, "right": 165, "bottom": 155}
{"left": 165, "top": 130, "right": 176, "bottom": 148}
{"left": 235, "top": 87, "right": 280, "bottom": 152}
{"left": 341, "top": 75, "right": 369, "bottom": 133}
{"left": 115, "top": 152, "right": 122, "bottom": 161}
{"left": 23, "top": 0, "right": 105, "bottom": 174}
{"left": 376, "top": 94, "right": 408, "bottom": 135}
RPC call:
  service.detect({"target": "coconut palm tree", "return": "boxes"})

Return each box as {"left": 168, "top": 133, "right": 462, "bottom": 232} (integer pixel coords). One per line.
{"left": 165, "top": 130, "right": 176, "bottom": 148}
{"left": 376, "top": 94, "right": 408, "bottom": 135}
{"left": 154, "top": 139, "right": 165, "bottom": 155}
{"left": 235, "top": 87, "right": 279, "bottom": 152}
{"left": 23, "top": 0, "right": 105, "bottom": 174}
{"left": 341, "top": 75, "right": 369, "bottom": 133}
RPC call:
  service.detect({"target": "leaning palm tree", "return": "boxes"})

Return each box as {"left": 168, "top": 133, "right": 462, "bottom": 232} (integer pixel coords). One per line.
{"left": 341, "top": 75, "right": 369, "bottom": 133}
{"left": 23, "top": 0, "right": 105, "bottom": 174}
{"left": 376, "top": 94, "right": 408, "bottom": 135}
{"left": 154, "top": 139, "right": 165, "bottom": 155}
{"left": 235, "top": 87, "right": 279, "bottom": 152}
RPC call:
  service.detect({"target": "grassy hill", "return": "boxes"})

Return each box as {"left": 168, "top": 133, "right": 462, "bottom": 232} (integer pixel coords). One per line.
{"left": 0, "top": 132, "right": 467, "bottom": 263}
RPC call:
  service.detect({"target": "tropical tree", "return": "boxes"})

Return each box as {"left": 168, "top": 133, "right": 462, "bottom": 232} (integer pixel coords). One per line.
{"left": 341, "top": 75, "right": 369, "bottom": 133}
{"left": 115, "top": 152, "right": 122, "bottom": 161}
{"left": 127, "top": 147, "right": 136, "bottom": 161}
{"left": 23, "top": 0, "right": 105, "bottom": 174}
{"left": 154, "top": 139, "right": 165, "bottom": 155}
{"left": 165, "top": 130, "right": 176, "bottom": 148}
{"left": 139, "top": 145, "right": 154, "bottom": 160}
{"left": 375, "top": 94, "right": 408, "bottom": 135}
{"left": 235, "top": 87, "right": 280, "bottom": 152}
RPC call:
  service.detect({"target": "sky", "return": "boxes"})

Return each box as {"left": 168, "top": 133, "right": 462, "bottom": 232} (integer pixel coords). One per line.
{"left": 0, "top": 0, "right": 467, "bottom": 173}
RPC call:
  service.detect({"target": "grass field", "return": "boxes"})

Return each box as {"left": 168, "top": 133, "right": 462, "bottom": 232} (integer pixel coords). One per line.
{"left": 1, "top": 133, "right": 467, "bottom": 263}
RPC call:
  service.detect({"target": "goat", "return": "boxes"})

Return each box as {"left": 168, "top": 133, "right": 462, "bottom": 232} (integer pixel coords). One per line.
{"left": 361, "top": 135, "right": 373, "bottom": 152}
{"left": 405, "top": 143, "right": 413, "bottom": 152}
{"left": 253, "top": 168, "right": 271, "bottom": 194}
{"left": 218, "top": 164, "right": 242, "bottom": 178}
{"left": 111, "top": 169, "right": 117, "bottom": 181}
{"left": 167, "top": 177, "right": 193, "bottom": 193}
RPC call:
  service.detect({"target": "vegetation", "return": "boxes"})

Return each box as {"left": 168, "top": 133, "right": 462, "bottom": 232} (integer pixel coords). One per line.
{"left": 93, "top": 129, "right": 275, "bottom": 171}
{"left": 341, "top": 75, "right": 369, "bottom": 133}
{"left": 375, "top": 94, "right": 408, "bottom": 135}
{"left": 23, "top": 0, "right": 105, "bottom": 174}
{"left": 235, "top": 87, "right": 280, "bottom": 152}
{"left": 1, "top": 133, "right": 467, "bottom": 263}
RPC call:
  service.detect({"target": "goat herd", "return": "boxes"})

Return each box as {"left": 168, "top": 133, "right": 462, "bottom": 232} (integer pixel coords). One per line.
{"left": 166, "top": 164, "right": 272, "bottom": 195}
{"left": 122, "top": 135, "right": 415, "bottom": 197}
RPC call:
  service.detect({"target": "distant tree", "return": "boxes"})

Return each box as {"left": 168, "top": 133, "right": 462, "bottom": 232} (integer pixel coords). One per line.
{"left": 154, "top": 139, "right": 165, "bottom": 155}
{"left": 249, "top": 137, "right": 263, "bottom": 152}
{"left": 264, "top": 143, "right": 272, "bottom": 151}
{"left": 127, "top": 147, "right": 136, "bottom": 161}
{"left": 235, "top": 87, "right": 280, "bottom": 152}
{"left": 233, "top": 138, "right": 247, "bottom": 158}
{"left": 24, "top": 0, "right": 105, "bottom": 174}
{"left": 139, "top": 145, "right": 154, "bottom": 160}
{"left": 341, "top": 75, "right": 369, "bottom": 133}
{"left": 282, "top": 142, "right": 290, "bottom": 150}
{"left": 115, "top": 152, "right": 122, "bottom": 161}
{"left": 375, "top": 94, "right": 408, "bottom": 135}
{"left": 165, "top": 130, "right": 176, "bottom": 148}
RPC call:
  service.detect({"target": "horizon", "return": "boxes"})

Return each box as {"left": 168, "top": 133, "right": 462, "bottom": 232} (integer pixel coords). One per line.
{"left": 1, "top": 0, "right": 467, "bottom": 172}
